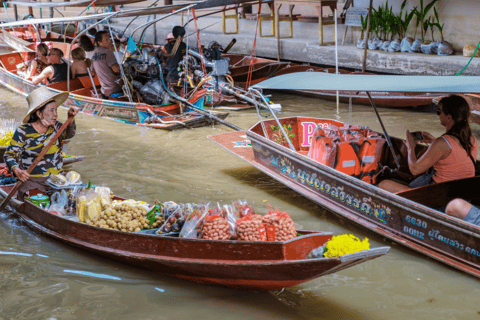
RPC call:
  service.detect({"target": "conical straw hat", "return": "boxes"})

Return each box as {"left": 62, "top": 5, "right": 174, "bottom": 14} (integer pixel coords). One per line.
{"left": 23, "top": 87, "right": 69, "bottom": 124}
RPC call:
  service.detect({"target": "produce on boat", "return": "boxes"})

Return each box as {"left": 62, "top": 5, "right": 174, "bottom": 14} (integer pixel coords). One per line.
{"left": 209, "top": 73, "right": 480, "bottom": 279}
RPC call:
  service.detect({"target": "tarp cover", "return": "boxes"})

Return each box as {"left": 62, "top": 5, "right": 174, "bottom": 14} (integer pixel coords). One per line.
{"left": 6, "top": 0, "right": 148, "bottom": 7}
{"left": 253, "top": 73, "right": 480, "bottom": 93}
{"left": 0, "top": 3, "right": 197, "bottom": 28}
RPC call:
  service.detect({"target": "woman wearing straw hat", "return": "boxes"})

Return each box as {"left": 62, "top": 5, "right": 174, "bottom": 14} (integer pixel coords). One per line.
{"left": 4, "top": 87, "right": 79, "bottom": 200}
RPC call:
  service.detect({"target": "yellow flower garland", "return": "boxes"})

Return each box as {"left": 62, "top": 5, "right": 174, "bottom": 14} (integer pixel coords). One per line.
{"left": 323, "top": 234, "right": 370, "bottom": 257}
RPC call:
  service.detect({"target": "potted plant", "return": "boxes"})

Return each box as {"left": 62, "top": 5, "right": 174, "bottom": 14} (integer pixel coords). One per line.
{"left": 412, "top": 0, "right": 439, "bottom": 53}
{"left": 433, "top": 7, "right": 453, "bottom": 55}
{"left": 398, "top": 2, "right": 417, "bottom": 52}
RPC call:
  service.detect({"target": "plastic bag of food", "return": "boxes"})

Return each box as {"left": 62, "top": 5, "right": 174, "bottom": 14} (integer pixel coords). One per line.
{"left": 222, "top": 204, "right": 240, "bottom": 239}
{"left": 94, "top": 186, "right": 111, "bottom": 205}
{"left": 49, "top": 189, "right": 68, "bottom": 216}
{"left": 236, "top": 214, "right": 267, "bottom": 241}
{"left": 76, "top": 188, "right": 100, "bottom": 222}
{"left": 66, "top": 171, "right": 81, "bottom": 184}
{"left": 48, "top": 174, "right": 67, "bottom": 186}
{"left": 157, "top": 202, "right": 184, "bottom": 234}
{"left": 261, "top": 204, "right": 297, "bottom": 241}
{"left": 233, "top": 199, "right": 255, "bottom": 218}
{"left": 201, "top": 214, "right": 231, "bottom": 240}
{"left": 179, "top": 203, "right": 209, "bottom": 239}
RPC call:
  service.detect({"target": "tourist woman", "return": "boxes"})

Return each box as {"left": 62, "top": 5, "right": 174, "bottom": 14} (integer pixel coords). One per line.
{"left": 4, "top": 87, "right": 79, "bottom": 200}
{"left": 71, "top": 47, "right": 94, "bottom": 79}
{"left": 23, "top": 43, "right": 49, "bottom": 80}
{"left": 378, "top": 95, "right": 477, "bottom": 193}
{"left": 78, "top": 34, "right": 95, "bottom": 59}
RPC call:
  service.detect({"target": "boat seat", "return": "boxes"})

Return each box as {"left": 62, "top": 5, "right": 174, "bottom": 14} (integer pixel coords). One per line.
{"left": 47, "top": 78, "right": 84, "bottom": 91}
{"left": 77, "top": 74, "right": 100, "bottom": 89}
{"left": 0, "top": 52, "right": 31, "bottom": 71}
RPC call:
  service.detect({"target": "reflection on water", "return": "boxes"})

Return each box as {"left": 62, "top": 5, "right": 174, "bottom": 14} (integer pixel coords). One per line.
{"left": 0, "top": 88, "right": 479, "bottom": 320}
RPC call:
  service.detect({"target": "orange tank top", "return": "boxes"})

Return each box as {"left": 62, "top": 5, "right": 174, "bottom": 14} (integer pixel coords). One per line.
{"left": 432, "top": 135, "right": 478, "bottom": 183}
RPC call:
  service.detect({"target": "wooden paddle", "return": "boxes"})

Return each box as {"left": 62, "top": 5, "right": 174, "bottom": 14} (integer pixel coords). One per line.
{"left": 0, "top": 115, "right": 75, "bottom": 211}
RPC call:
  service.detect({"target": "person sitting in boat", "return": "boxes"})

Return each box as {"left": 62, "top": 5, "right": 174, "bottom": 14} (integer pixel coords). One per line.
{"left": 21, "top": 43, "right": 49, "bottom": 80}
{"left": 78, "top": 34, "right": 95, "bottom": 60}
{"left": 91, "top": 31, "right": 123, "bottom": 99}
{"left": 443, "top": 199, "right": 480, "bottom": 226}
{"left": 3, "top": 87, "right": 79, "bottom": 201}
{"left": 31, "top": 48, "right": 68, "bottom": 85}
{"left": 71, "top": 47, "right": 94, "bottom": 79}
{"left": 378, "top": 95, "right": 477, "bottom": 193}
{"left": 164, "top": 26, "right": 187, "bottom": 83}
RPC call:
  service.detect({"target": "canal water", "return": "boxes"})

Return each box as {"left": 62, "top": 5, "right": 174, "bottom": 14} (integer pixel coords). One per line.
{"left": 0, "top": 87, "right": 479, "bottom": 320}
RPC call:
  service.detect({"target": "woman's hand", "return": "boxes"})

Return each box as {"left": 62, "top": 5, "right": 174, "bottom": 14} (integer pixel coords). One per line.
{"left": 420, "top": 131, "right": 435, "bottom": 144}
{"left": 67, "top": 106, "right": 79, "bottom": 117}
{"left": 13, "top": 167, "right": 30, "bottom": 183}
{"left": 405, "top": 130, "right": 416, "bottom": 151}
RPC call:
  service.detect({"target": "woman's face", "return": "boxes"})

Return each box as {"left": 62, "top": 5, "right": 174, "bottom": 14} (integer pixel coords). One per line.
{"left": 37, "top": 102, "right": 58, "bottom": 127}
{"left": 438, "top": 106, "right": 453, "bottom": 128}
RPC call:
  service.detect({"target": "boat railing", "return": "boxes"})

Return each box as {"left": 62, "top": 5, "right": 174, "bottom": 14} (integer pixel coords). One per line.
{"left": 248, "top": 86, "right": 296, "bottom": 151}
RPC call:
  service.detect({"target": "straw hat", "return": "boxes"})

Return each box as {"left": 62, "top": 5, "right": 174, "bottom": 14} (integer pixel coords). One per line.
{"left": 23, "top": 87, "right": 69, "bottom": 124}
{"left": 165, "top": 33, "right": 175, "bottom": 41}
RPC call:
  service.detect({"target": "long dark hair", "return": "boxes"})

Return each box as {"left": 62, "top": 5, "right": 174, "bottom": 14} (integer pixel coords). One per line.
{"left": 440, "top": 95, "right": 473, "bottom": 155}
{"left": 79, "top": 34, "right": 95, "bottom": 52}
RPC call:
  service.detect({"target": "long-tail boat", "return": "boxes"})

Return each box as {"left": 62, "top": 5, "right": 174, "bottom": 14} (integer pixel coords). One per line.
{"left": 0, "top": 4, "right": 236, "bottom": 130}
{"left": 223, "top": 53, "right": 443, "bottom": 107}
{"left": 209, "top": 73, "right": 480, "bottom": 278}
{"left": 0, "top": 187, "right": 389, "bottom": 291}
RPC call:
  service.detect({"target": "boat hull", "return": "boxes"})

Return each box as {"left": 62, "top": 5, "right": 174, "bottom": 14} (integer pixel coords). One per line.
{"left": 208, "top": 119, "right": 480, "bottom": 278}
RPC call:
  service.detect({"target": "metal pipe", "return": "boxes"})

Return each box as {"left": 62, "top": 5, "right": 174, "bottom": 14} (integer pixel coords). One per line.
{"left": 121, "top": 0, "right": 161, "bottom": 36}
{"left": 87, "top": 67, "right": 100, "bottom": 98}
{"left": 249, "top": 87, "right": 295, "bottom": 151}
{"left": 131, "top": 4, "right": 195, "bottom": 41}
{"left": 106, "top": 19, "right": 133, "bottom": 102}
{"left": 366, "top": 91, "right": 400, "bottom": 169}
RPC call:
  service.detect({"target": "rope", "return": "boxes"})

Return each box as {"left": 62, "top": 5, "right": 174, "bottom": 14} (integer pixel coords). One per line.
{"left": 246, "top": 0, "right": 263, "bottom": 88}
{"left": 191, "top": 7, "right": 207, "bottom": 77}
{"left": 455, "top": 41, "right": 480, "bottom": 76}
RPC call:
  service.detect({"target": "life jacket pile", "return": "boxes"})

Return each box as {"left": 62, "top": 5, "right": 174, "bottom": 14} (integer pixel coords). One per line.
{"left": 307, "top": 124, "right": 386, "bottom": 184}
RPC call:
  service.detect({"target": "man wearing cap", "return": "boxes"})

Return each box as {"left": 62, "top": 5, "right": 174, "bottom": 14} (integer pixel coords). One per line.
{"left": 4, "top": 87, "right": 79, "bottom": 200}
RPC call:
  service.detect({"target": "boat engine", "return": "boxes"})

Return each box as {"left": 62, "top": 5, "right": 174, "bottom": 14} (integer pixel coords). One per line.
{"left": 122, "top": 48, "right": 171, "bottom": 105}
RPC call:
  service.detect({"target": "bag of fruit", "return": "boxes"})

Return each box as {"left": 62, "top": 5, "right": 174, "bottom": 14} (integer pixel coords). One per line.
{"left": 179, "top": 203, "right": 209, "bottom": 239}
{"left": 261, "top": 205, "right": 297, "bottom": 241}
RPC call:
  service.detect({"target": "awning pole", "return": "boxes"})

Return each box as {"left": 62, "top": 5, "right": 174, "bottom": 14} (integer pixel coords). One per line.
{"left": 362, "top": 0, "right": 373, "bottom": 72}
{"left": 366, "top": 91, "right": 400, "bottom": 169}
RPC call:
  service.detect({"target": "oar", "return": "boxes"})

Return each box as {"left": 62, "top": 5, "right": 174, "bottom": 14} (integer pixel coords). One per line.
{"left": 0, "top": 116, "right": 75, "bottom": 211}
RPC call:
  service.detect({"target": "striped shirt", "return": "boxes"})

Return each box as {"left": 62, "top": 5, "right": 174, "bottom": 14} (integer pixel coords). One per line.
{"left": 4, "top": 121, "right": 76, "bottom": 178}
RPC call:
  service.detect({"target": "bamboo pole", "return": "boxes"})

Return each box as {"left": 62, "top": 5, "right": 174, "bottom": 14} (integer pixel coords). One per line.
{"left": 362, "top": 0, "right": 373, "bottom": 73}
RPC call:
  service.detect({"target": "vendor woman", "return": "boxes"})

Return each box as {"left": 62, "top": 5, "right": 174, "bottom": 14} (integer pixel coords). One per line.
{"left": 4, "top": 87, "right": 79, "bottom": 200}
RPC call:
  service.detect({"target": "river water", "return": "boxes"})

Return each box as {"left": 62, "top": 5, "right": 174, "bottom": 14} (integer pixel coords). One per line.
{"left": 1, "top": 87, "right": 479, "bottom": 320}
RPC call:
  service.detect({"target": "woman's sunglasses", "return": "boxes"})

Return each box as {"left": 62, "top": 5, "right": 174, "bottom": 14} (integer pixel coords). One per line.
{"left": 436, "top": 109, "right": 442, "bottom": 115}
{"left": 47, "top": 53, "right": 56, "bottom": 56}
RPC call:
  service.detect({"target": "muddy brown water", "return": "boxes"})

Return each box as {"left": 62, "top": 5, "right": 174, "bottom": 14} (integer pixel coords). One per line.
{"left": 0, "top": 87, "right": 479, "bottom": 320}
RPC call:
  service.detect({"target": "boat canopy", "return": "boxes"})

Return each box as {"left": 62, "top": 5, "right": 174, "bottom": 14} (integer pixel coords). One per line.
{"left": 253, "top": 73, "right": 480, "bottom": 93}
{"left": 5, "top": 0, "right": 148, "bottom": 7}
{"left": 0, "top": 3, "right": 199, "bottom": 28}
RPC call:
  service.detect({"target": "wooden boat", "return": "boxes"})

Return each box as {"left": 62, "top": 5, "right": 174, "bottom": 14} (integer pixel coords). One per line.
{"left": 223, "top": 54, "right": 442, "bottom": 108}
{"left": 0, "top": 50, "right": 229, "bottom": 130}
{"left": 0, "top": 187, "right": 389, "bottom": 291}
{"left": 209, "top": 74, "right": 480, "bottom": 278}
